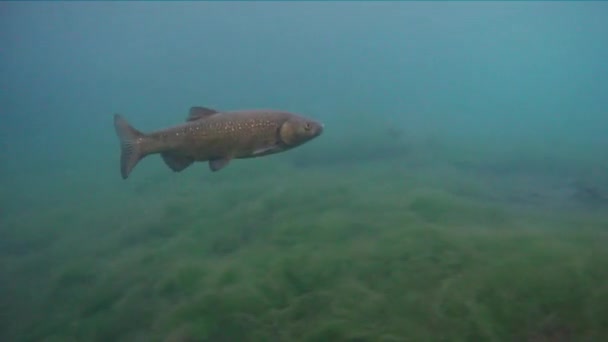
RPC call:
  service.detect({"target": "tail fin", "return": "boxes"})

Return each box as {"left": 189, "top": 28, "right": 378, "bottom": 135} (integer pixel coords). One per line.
{"left": 113, "top": 114, "right": 146, "bottom": 179}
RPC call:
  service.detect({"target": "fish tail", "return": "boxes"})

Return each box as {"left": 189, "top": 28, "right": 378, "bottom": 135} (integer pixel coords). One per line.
{"left": 113, "top": 114, "right": 147, "bottom": 179}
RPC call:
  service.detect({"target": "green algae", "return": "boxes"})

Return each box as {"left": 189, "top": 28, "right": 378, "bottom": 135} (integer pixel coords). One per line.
{"left": 2, "top": 149, "right": 608, "bottom": 342}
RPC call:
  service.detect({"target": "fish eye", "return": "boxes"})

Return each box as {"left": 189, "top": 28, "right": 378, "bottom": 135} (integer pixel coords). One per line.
{"left": 304, "top": 122, "right": 312, "bottom": 131}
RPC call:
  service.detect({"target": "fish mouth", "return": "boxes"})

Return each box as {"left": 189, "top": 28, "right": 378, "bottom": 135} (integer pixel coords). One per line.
{"left": 315, "top": 123, "right": 324, "bottom": 136}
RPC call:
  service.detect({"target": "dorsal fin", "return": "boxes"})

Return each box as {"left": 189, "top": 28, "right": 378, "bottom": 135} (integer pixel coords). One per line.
{"left": 187, "top": 106, "right": 219, "bottom": 121}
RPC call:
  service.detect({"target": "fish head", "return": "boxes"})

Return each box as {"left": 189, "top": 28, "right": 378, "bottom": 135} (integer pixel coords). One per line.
{"left": 279, "top": 115, "right": 324, "bottom": 147}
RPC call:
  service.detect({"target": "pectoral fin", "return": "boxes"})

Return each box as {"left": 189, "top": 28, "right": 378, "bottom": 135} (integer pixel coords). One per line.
{"left": 209, "top": 157, "right": 231, "bottom": 172}
{"left": 253, "top": 145, "right": 283, "bottom": 156}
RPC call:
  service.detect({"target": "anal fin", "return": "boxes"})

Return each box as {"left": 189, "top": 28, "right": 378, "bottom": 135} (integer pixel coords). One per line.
{"left": 161, "top": 152, "right": 194, "bottom": 172}
{"left": 209, "top": 157, "right": 231, "bottom": 172}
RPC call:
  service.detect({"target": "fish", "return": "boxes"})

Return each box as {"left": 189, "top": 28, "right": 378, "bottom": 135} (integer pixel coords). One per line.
{"left": 113, "top": 106, "right": 324, "bottom": 179}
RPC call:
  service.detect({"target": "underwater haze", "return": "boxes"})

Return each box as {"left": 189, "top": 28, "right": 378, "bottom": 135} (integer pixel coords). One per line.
{"left": 1, "top": 1, "right": 608, "bottom": 341}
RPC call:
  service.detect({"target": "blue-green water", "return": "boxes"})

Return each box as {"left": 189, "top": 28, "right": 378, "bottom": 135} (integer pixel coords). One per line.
{"left": 1, "top": 2, "right": 607, "bottom": 341}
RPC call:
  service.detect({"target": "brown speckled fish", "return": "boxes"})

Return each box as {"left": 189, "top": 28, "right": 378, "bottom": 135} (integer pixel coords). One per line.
{"left": 113, "top": 106, "right": 324, "bottom": 179}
